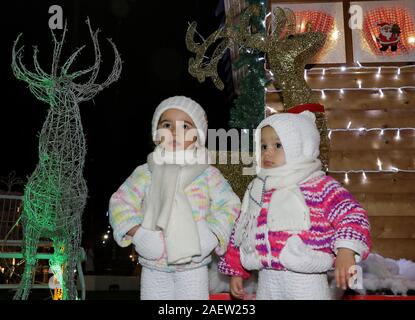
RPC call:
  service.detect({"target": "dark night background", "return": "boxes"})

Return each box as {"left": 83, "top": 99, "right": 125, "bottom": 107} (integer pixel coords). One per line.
{"left": 0, "top": 0, "right": 235, "bottom": 274}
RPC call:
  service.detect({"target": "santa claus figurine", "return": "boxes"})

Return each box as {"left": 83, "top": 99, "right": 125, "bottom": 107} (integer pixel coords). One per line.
{"left": 376, "top": 22, "right": 401, "bottom": 52}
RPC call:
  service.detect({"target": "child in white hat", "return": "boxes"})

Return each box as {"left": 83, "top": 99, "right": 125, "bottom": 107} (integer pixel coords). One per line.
{"left": 219, "top": 110, "right": 372, "bottom": 300}
{"left": 109, "top": 96, "right": 240, "bottom": 300}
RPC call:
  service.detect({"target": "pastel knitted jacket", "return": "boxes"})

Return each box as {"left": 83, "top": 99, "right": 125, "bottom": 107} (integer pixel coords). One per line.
{"left": 109, "top": 164, "right": 240, "bottom": 272}
{"left": 218, "top": 174, "right": 372, "bottom": 279}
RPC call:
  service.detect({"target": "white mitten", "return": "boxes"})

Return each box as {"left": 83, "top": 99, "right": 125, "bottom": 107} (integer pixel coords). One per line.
{"left": 132, "top": 227, "right": 165, "bottom": 260}
{"left": 193, "top": 220, "right": 219, "bottom": 263}
{"left": 279, "top": 235, "right": 334, "bottom": 273}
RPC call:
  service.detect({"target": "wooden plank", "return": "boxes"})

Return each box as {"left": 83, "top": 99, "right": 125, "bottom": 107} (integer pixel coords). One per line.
{"left": 321, "top": 90, "right": 415, "bottom": 111}
{"left": 327, "top": 109, "right": 415, "bottom": 129}
{"left": 328, "top": 173, "right": 415, "bottom": 194}
{"left": 329, "top": 130, "right": 415, "bottom": 151}
{"left": 266, "top": 90, "right": 415, "bottom": 111}
{"left": 371, "top": 239, "right": 415, "bottom": 261}
{"left": 329, "top": 150, "right": 415, "bottom": 171}
{"left": 355, "top": 193, "right": 415, "bottom": 217}
{"left": 306, "top": 70, "right": 415, "bottom": 89}
{"left": 369, "top": 217, "right": 415, "bottom": 239}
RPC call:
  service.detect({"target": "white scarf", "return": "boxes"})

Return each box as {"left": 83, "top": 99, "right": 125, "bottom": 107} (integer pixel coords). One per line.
{"left": 142, "top": 145, "right": 211, "bottom": 264}
{"left": 235, "top": 159, "right": 325, "bottom": 249}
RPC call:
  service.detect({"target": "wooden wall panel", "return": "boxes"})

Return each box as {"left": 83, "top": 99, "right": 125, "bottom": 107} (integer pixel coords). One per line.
{"left": 370, "top": 216, "right": 415, "bottom": 239}
{"left": 372, "top": 239, "right": 415, "bottom": 262}
{"left": 330, "top": 131, "right": 415, "bottom": 151}
{"left": 266, "top": 91, "right": 415, "bottom": 111}
{"left": 355, "top": 194, "right": 415, "bottom": 217}
{"left": 330, "top": 173, "right": 415, "bottom": 194}
{"left": 329, "top": 150, "right": 415, "bottom": 171}
{"left": 306, "top": 71, "right": 415, "bottom": 89}
{"left": 327, "top": 109, "right": 415, "bottom": 128}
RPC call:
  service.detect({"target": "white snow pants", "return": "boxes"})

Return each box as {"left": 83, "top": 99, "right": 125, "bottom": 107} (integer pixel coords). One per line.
{"left": 256, "top": 269, "right": 332, "bottom": 300}
{"left": 140, "top": 266, "right": 209, "bottom": 300}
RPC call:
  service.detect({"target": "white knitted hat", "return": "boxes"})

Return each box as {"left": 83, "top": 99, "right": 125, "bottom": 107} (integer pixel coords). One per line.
{"left": 152, "top": 96, "right": 208, "bottom": 146}
{"left": 255, "top": 111, "right": 320, "bottom": 164}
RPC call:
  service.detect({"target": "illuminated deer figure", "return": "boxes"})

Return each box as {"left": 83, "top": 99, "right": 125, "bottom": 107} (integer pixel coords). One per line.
{"left": 11, "top": 19, "right": 122, "bottom": 300}
{"left": 186, "top": 4, "right": 330, "bottom": 168}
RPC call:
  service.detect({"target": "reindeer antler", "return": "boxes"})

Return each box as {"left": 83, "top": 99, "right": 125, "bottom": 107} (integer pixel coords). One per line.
{"left": 186, "top": 22, "right": 228, "bottom": 90}
{"left": 262, "top": 8, "right": 326, "bottom": 109}
{"left": 186, "top": 4, "right": 329, "bottom": 169}
{"left": 12, "top": 34, "right": 54, "bottom": 104}
{"left": 185, "top": 3, "right": 267, "bottom": 91}
{"left": 66, "top": 19, "right": 122, "bottom": 101}
{"left": 11, "top": 19, "right": 122, "bottom": 104}
{"left": 186, "top": 4, "right": 326, "bottom": 109}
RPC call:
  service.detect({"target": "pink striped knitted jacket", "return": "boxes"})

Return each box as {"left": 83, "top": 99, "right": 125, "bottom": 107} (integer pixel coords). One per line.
{"left": 218, "top": 174, "right": 372, "bottom": 279}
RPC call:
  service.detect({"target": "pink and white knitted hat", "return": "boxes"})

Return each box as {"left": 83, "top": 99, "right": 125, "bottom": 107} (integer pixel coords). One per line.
{"left": 255, "top": 111, "right": 320, "bottom": 164}
{"left": 152, "top": 96, "right": 208, "bottom": 146}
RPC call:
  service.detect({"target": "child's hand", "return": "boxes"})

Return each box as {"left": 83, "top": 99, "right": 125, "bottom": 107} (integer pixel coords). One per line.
{"left": 230, "top": 276, "right": 244, "bottom": 299}
{"left": 335, "top": 248, "right": 356, "bottom": 290}
{"left": 132, "top": 227, "right": 165, "bottom": 260}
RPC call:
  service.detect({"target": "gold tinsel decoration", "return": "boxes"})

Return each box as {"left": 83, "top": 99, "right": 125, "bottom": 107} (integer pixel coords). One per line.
{"left": 211, "top": 151, "right": 254, "bottom": 199}
{"left": 187, "top": 4, "right": 330, "bottom": 188}
{"left": 315, "top": 111, "right": 329, "bottom": 171}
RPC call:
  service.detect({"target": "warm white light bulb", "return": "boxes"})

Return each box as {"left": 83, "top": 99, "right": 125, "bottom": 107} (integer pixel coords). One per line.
{"left": 357, "top": 80, "right": 362, "bottom": 88}
{"left": 321, "top": 90, "right": 326, "bottom": 99}
{"left": 395, "top": 129, "right": 401, "bottom": 140}
{"left": 376, "top": 67, "right": 381, "bottom": 78}
{"left": 377, "top": 158, "right": 382, "bottom": 171}
{"left": 331, "top": 30, "right": 340, "bottom": 40}
{"left": 395, "top": 68, "right": 400, "bottom": 80}
{"left": 328, "top": 130, "right": 332, "bottom": 139}
{"left": 379, "top": 89, "right": 384, "bottom": 97}
{"left": 347, "top": 121, "right": 352, "bottom": 129}
{"left": 344, "top": 173, "right": 349, "bottom": 184}
{"left": 362, "top": 171, "right": 367, "bottom": 181}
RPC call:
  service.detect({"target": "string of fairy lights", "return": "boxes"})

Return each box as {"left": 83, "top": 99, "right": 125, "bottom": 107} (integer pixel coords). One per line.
{"left": 266, "top": 64, "right": 415, "bottom": 97}
{"left": 266, "top": 62, "right": 415, "bottom": 183}
{"left": 267, "top": 86, "right": 415, "bottom": 98}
